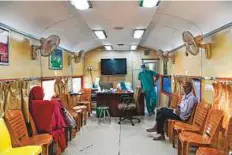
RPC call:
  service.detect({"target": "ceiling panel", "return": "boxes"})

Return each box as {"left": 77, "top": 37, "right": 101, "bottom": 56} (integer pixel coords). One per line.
{"left": 0, "top": 1, "right": 231, "bottom": 52}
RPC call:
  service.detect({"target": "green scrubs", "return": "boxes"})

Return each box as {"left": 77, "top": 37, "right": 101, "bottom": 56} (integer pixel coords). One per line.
{"left": 138, "top": 69, "right": 157, "bottom": 114}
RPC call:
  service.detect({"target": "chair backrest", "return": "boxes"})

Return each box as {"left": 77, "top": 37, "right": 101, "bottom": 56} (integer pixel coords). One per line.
{"left": 202, "top": 109, "right": 224, "bottom": 143}
{"left": 29, "top": 113, "right": 38, "bottom": 136}
{"left": 169, "top": 93, "right": 182, "bottom": 109}
{"left": 59, "top": 93, "right": 69, "bottom": 109}
{"left": 4, "top": 110, "right": 29, "bottom": 147}
{"left": 192, "top": 101, "right": 211, "bottom": 133}
{"left": 224, "top": 117, "right": 232, "bottom": 153}
{"left": 80, "top": 88, "right": 92, "bottom": 101}
{"left": 186, "top": 101, "right": 198, "bottom": 124}
{"left": 0, "top": 118, "right": 12, "bottom": 153}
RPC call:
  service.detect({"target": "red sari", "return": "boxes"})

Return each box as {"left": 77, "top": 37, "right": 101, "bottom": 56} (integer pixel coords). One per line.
{"left": 29, "top": 86, "right": 67, "bottom": 153}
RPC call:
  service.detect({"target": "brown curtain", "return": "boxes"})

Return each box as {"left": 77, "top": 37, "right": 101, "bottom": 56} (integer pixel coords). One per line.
{"left": 54, "top": 78, "right": 66, "bottom": 96}
{"left": 221, "top": 84, "right": 231, "bottom": 129}
{"left": 0, "top": 83, "right": 5, "bottom": 117}
{"left": 62, "top": 78, "right": 68, "bottom": 94}
{"left": 4, "top": 81, "right": 22, "bottom": 113}
{"left": 212, "top": 82, "right": 232, "bottom": 129}
{"left": 21, "top": 80, "right": 30, "bottom": 122}
{"left": 173, "top": 77, "right": 182, "bottom": 94}
{"left": 212, "top": 82, "right": 220, "bottom": 109}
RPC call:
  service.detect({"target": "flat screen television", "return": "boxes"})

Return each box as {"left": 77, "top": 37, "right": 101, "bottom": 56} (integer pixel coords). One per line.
{"left": 101, "top": 58, "right": 127, "bottom": 75}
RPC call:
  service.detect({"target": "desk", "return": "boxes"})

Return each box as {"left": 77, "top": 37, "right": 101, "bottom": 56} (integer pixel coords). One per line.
{"left": 96, "top": 92, "right": 144, "bottom": 117}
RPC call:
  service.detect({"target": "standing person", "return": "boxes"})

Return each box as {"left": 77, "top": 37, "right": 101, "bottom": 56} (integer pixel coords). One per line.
{"left": 138, "top": 64, "right": 159, "bottom": 116}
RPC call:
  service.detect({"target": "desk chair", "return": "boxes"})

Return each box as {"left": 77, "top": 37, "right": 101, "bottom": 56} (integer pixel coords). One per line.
{"left": 118, "top": 87, "right": 141, "bottom": 126}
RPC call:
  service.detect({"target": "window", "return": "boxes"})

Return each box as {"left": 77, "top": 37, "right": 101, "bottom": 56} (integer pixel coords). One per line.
{"left": 72, "top": 77, "right": 82, "bottom": 93}
{"left": 42, "top": 80, "right": 55, "bottom": 100}
{"left": 192, "top": 79, "right": 201, "bottom": 102}
{"left": 162, "top": 76, "right": 172, "bottom": 94}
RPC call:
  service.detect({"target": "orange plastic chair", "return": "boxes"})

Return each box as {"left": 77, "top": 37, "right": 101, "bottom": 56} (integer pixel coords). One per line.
{"left": 172, "top": 101, "right": 211, "bottom": 148}
{"left": 4, "top": 110, "right": 53, "bottom": 155}
{"left": 178, "top": 109, "right": 224, "bottom": 155}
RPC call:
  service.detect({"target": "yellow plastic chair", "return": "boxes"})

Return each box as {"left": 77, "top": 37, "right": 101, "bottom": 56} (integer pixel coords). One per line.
{"left": 0, "top": 118, "right": 42, "bottom": 155}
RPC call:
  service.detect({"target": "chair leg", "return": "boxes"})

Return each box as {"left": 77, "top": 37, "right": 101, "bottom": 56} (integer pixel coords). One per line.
{"left": 98, "top": 109, "right": 103, "bottom": 124}
{"left": 130, "top": 119, "right": 135, "bottom": 126}
{"left": 183, "top": 142, "right": 189, "bottom": 155}
{"left": 88, "top": 103, "right": 91, "bottom": 117}
{"left": 118, "top": 116, "right": 127, "bottom": 124}
{"left": 173, "top": 129, "right": 176, "bottom": 148}
{"left": 106, "top": 109, "right": 111, "bottom": 123}
{"left": 132, "top": 117, "right": 141, "bottom": 123}
{"left": 178, "top": 138, "right": 182, "bottom": 155}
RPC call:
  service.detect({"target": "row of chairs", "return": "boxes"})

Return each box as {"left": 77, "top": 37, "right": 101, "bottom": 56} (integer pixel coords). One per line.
{"left": 0, "top": 110, "right": 52, "bottom": 155}
{"left": 0, "top": 89, "right": 91, "bottom": 155}
{"left": 166, "top": 93, "right": 232, "bottom": 155}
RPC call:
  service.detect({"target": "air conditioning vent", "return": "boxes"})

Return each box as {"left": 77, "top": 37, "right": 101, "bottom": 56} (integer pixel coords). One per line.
{"left": 117, "top": 44, "right": 124, "bottom": 46}
{"left": 113, "top": 26, "right": 124, "bottom": 30}
{"left": 144, "top": 50, "right": 150, "bottom": 55}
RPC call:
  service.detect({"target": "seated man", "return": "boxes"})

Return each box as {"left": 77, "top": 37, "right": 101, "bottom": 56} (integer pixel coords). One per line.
{"left": 146, "top": 80, "right": 198, "bottom": 140}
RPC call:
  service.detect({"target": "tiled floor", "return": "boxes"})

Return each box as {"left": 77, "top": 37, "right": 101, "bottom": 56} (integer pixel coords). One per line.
{"left": 62, "top": 115, "right": 185, "bottom": 155}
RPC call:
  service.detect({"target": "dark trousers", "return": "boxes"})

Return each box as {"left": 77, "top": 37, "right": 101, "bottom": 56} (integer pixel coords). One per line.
{"left": 156, "top": 107, "right": 181, "bottom": 135}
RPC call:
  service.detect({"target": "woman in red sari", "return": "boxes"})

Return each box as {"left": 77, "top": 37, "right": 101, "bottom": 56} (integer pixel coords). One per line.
{"left": 29, "top": 86, "right": 67, "bottom": 154}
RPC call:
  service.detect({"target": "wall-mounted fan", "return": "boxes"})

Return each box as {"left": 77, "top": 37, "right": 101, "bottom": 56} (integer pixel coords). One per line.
{"left": 68, "top": 50, "right": 84, "bottom": 65}
{"left": 31, "top": 35, "right": 60, "bottom": 60}
{"left": 182, "top": 31, "right": 212, "bottom": 59}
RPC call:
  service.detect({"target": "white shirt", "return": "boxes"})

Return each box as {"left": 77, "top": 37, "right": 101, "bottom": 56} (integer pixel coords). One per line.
{"left": 178, "top": 92, "right": 198, "bottom": 121}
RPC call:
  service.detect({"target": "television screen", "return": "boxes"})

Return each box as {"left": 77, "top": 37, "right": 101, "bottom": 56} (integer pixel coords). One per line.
{"left": 101, "top": 58, "right": 127, "bottom": 75}
{"left": 162, "top": 76, "right": 171, "bottom": 94}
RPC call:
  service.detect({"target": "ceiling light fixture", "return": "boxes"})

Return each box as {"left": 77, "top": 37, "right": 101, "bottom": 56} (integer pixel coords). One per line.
{"left": 130, "top": 45, "right": 137, "bottom": 50}
{"left": 139, "top": 0, "right": 160, "bottom": 8}
{"left": 93, "top": 30, "right": 107, "bottom": 39}
{"left": 70, "top": 0, "right": 91, "bottom": 10}
{"left": 133, "top": 29, "right": 145, "bottom": 39}
{"left": 104, "top": 45, "right": 113, "bottom": 51}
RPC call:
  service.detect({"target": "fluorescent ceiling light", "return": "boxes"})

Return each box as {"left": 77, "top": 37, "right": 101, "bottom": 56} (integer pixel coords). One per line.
{"left": 139, "top": 0, "right": 160, "bottom": 8}
{"left": 104, "top": 45, "right": 113, "bottom": 51}
{"left": 130, "top": 45, "right": 137, "bottom": 50}
{"left": 93, "top": 30, "right": 107, "bottom": 39}
{"left": 133, "top": 29, "right": 145, "bottom": 39}
{"left": 70, "top": 0, "right": 91, "bottom": 10}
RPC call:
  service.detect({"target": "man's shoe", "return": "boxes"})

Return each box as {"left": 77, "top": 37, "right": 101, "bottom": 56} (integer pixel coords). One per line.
{"left": 153, "top": 135, "right": 165, "bottom": 141}
{"left": 146, "top": 128, "right": 157, "bottom": 132}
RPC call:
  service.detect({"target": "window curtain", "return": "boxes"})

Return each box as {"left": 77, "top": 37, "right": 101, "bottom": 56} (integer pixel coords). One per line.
{"left": 63, "top": 78, "right": 68, "bottom": 94}
{"left": 54, "top": 78, "right": 68, "bottom": 97}
{"left": 212, "top": 82, "right": 232, "bottom": 129}
{"left": 4, "top": 81, "right": 22, "bottom": 113}
{"left": 212, "top": 82, "right": 220, "bottom": 109}
{"left": 21, "top": 80, "right": 30, "bottom": 122}
{"left": 0, "top": 83, "right": 5, "bottom": 117}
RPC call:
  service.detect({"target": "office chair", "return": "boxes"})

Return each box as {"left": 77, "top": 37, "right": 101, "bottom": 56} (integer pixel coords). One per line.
{"left": 118, "top": 87, "right": 141, "bottom": 126}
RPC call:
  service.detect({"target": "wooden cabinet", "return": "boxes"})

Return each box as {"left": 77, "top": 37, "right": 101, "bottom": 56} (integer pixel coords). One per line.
{"left": 96, "top": 92, "right": 144, "bottom": 117}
